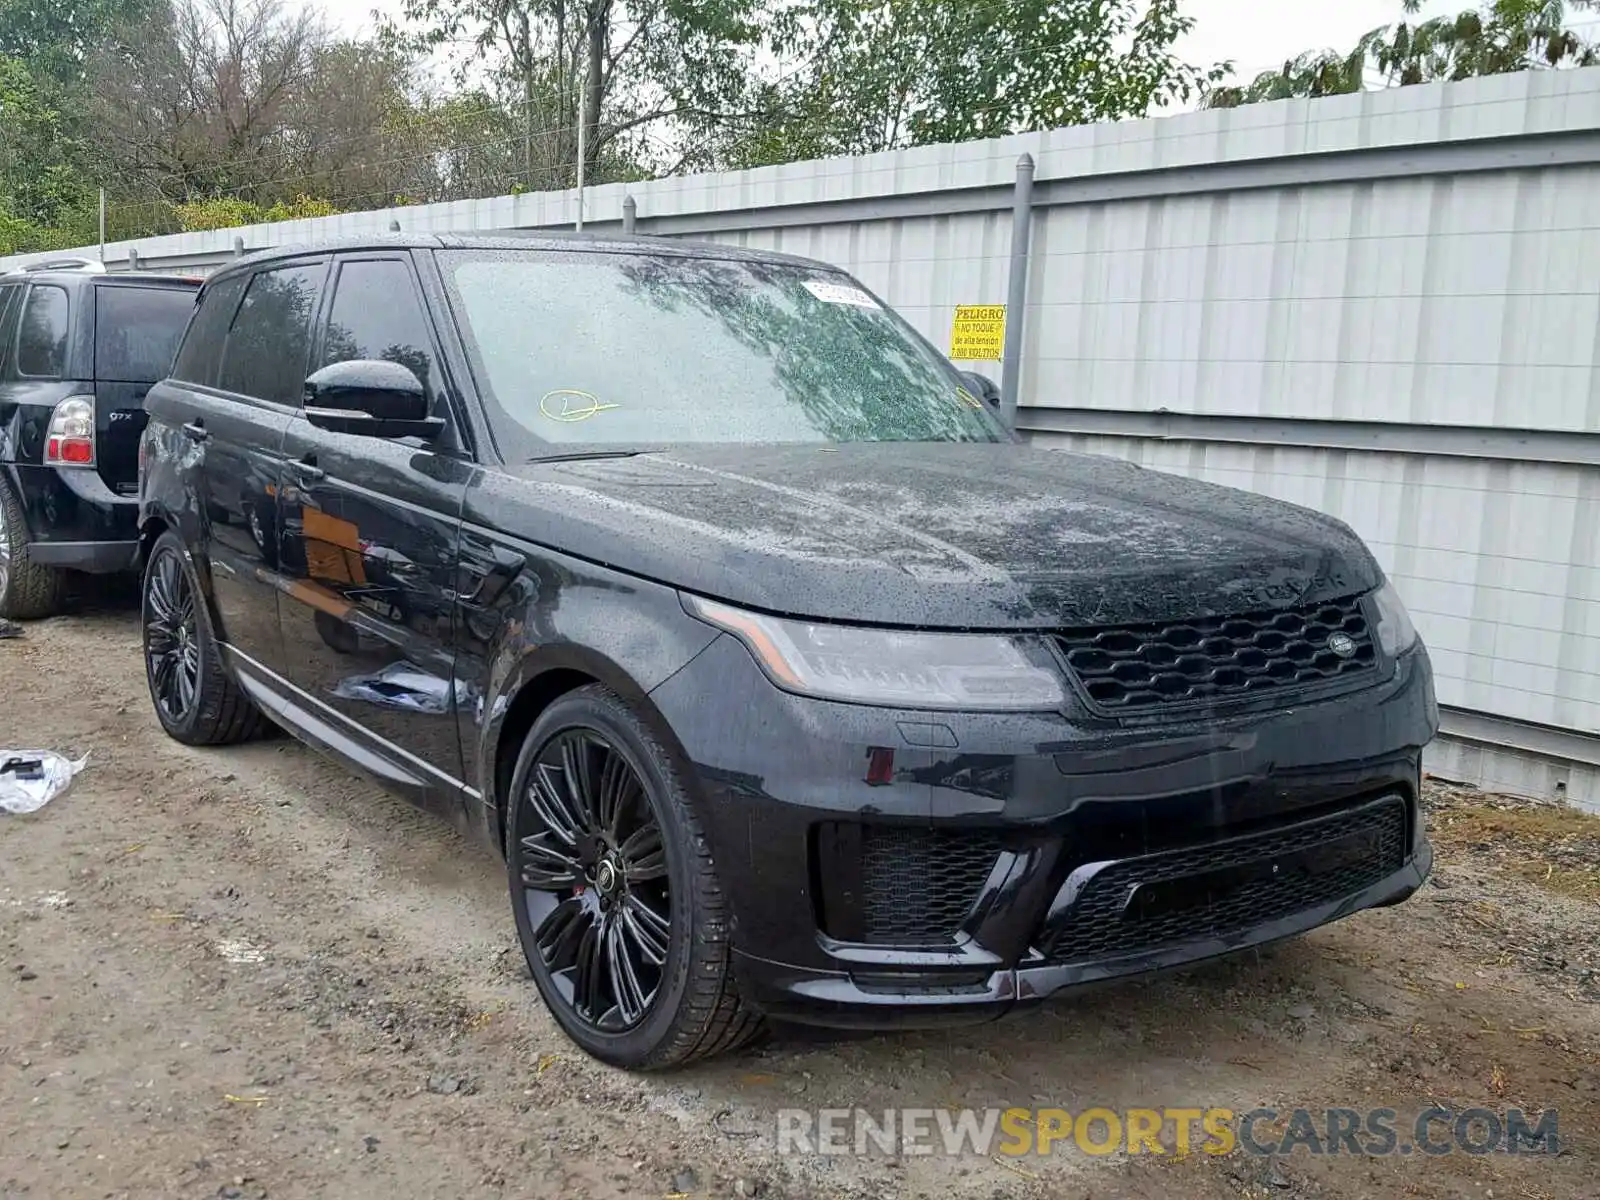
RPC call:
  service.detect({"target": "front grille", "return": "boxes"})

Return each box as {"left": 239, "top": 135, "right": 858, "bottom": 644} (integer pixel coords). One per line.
{"left": 1039, "top": 797, "right": 1408, "bottom": 965}
{"left": 1055, "top": 594, "right": 1378, "bottom": 714}
{"left": 859, "top": 827, "right": 1003, "bottom": 945}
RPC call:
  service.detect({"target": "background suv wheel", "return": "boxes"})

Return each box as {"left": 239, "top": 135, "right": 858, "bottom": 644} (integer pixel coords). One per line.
{"left": 507, "top": 685, "right": 764, "bottom": 1069}
{"left": 141, "top": 529, "right": 265, "bottom": 745}
{"left": 0, "top": 475, "right": 65, "bottom": 619}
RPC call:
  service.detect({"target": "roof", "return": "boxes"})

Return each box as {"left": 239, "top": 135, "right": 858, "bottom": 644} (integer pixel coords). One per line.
{"left": 215, "top": 230, "right": 830, "bottom": 279}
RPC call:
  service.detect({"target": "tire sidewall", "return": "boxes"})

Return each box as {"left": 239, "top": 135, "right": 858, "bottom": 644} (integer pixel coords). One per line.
{"left": 0, "top": 476, "right": 21, "bottom": 612}
{"left": 0, "top": 472, "right": 61, "bottom": 619}
{"left": 507, "top": 689, "right": 700, "bottom": 1068}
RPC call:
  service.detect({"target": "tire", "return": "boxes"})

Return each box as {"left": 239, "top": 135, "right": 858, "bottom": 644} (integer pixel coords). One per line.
{"left": 0, "top": 474, "right": 65, "bottom": 619}
{"left": 507, "top": 684, "right": 764, "bottom": 1070}
{"left": 141, "top": 529, "right": 265, "bottom": 746}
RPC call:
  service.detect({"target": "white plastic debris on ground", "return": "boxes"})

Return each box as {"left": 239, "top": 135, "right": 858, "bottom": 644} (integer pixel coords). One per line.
{"left": 0, "top": 751, "right": 87, "bottom": 814}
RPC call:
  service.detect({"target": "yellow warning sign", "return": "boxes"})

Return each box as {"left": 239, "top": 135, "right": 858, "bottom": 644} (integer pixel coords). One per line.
{"left": 949, "top": 305, "right": 1006, "bottom": 360}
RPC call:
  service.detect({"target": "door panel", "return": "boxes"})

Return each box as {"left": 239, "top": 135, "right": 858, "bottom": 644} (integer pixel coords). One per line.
{"left": 185, "top": 390, "right": 293, "bottom": 668}
{"left": 276, "top": 427, "right": 467, "bottom": 783}
{"left": 182, "top": 260, "right": 326, "bottom": 674}
{"left": 274, "top": 255, "right": 467, "bottom": 788}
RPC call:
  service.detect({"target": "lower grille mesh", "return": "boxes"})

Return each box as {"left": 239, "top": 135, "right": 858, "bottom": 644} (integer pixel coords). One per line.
{"left": 860, "top": 827, "right": 1003, "bottom": 945}
{"left": 1040, "top": 797, "right": 1408, "bottom": 965}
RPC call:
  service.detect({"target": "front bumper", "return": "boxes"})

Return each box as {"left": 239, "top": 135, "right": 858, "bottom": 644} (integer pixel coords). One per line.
{"left": 647, "top": 632, "right": 1438, "bottom": 1029}
{"left": 8, "top": 464, "right": 139, "bottom": 573}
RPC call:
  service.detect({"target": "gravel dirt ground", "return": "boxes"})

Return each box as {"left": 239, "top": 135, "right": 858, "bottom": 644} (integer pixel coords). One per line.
{"left": 2, "top": 602, "right": 1597, "bottom": 1200}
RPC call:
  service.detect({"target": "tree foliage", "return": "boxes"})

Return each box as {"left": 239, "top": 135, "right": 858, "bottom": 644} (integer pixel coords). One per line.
{"left": 736, "top": 0, "right": 1223, "bottom": 164}
{"left": 1207, "top": 0, "right": 1600, "bottom": 107}
{"left": 379, "top": 0, "right": 768, "bottom": 185}
{"left": 3, "top": 0, "right": 1225, "bottom": 246}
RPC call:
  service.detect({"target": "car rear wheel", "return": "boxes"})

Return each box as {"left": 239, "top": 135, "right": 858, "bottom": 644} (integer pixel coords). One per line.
{"left": 507, "top": 685, "right": 764, "bottom": 1069}
{"left": 0, "top": 475, "right": 65, "bottom": 619}
{"left": 142, "top": 529, "right": 265, "bottom": 745}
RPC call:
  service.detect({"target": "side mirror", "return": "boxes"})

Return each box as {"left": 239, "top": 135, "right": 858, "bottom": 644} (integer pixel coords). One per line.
{"left": 959, "top": 371, "right": 1001, "bottom": 410}
{"left": 303, "top": 359, "right": 444, "bottom": 440}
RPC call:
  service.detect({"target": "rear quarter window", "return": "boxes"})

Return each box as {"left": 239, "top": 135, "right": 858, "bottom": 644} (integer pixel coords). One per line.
{"left": 171, "top": 274, "right": 247, "bottom": 388}
{"left": 16, "top": 284, "right": 70, "bottom": 377}
{"left": 95, "top": 285, "right": 197, "bottom": 383}
{"left": 217, "top": 263, "right": 324, "bottom": 405}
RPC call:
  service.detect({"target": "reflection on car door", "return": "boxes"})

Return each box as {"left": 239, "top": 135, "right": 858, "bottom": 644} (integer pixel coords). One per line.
{"left": 274, "top": 253, "right": 469, "bottom": 803}
{"left": 162, "top": 262, "right": 327, "bottom": 677}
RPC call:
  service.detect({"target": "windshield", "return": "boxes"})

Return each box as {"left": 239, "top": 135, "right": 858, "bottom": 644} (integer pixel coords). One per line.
{"left": 438, "top": 249, "right": 1006, "bottom": 452}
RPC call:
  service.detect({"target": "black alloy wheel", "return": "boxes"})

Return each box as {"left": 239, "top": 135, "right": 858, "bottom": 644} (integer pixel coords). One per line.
{"left": 144, "top": 543, "right": 200, "bottom": 724}
{"left": 508, "top": 685, "right": 763, "bottom": 1069}
{"left": 518, "top": 729, "right": 671, "bottom": 1030}
{"left": 140, "top": 529, "right": 265, "bottom": 745}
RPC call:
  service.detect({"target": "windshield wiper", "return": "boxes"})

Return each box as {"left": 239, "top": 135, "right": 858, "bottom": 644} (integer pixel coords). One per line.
{"left": 526, "top": 449, "right": 648, "bottom": 464}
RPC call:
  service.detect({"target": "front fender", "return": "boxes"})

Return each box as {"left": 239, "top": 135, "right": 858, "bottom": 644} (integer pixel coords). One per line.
{"left": 457, "top": 544, "right": 720, "bottom": 838}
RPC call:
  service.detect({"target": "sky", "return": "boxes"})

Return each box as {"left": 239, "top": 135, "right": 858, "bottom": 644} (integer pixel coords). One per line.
{"left": 1177, "top": 0, "right": 1459, "bottom": 81}
{"left": 318, "top": 0, "right": 1465, "bottom": 95}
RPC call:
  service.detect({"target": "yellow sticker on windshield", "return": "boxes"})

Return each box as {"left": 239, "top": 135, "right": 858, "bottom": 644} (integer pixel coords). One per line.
{"left": 540, "top": 390, "right": 620, "bottom": 422}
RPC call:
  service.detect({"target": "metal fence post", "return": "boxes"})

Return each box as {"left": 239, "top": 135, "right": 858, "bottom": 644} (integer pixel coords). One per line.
{"left": 233, "top": 236, "right": 244, "bottom": 259}
{"left": 623, "top": 194, "right": 637, "bottom": 235}
{"left": 128, "top": 248, "right": 140, "bottom": 271}
{"left": 999, "top": 153, "right": 1035, "bottom": 431}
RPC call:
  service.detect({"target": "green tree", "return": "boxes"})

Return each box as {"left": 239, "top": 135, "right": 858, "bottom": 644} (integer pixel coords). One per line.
{"left": 1207, "top": 0, "right": 1599, "bottom": 107}
{"left": 0, "top": 0, "right": 157, "bottom": 79}
{"left": 383, "top": 0, "right": 1224, "bottom": 178}
{"left": 0, "top": 56, "right": 97, "bottom": 252}
{"left": 742, "top": 0, "right": 1225, "bottom": 163}
{"left": 0, "top": 0, "right": 156, "bottom": 252}
{"left": 380, "top": 0, "right": 762, "bottom": 187}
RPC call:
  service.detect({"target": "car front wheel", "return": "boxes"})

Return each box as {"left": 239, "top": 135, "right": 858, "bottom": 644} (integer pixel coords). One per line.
{"left": 507, "top": 685, "right": 763, "bottom": 1069}
{"left": 142, "top": 529, "right": 264, "bottom": 745}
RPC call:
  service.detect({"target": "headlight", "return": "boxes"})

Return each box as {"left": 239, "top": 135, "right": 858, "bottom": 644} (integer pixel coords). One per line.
{"left": 1372, "top": 582, "right": 1418, "bottom": 657}
{"left": 683, "top": 595, "right": 1066, "bottom": 711}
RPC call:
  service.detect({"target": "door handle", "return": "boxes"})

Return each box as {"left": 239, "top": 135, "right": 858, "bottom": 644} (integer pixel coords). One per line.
{"left": 182, "top": 420, "right": 208, "bottom": 443}
{"left": 454, "top": 545, "right": 526, "bottom": 607}
{"left": 291, "top": 456, "right": 325, "bottom": 483}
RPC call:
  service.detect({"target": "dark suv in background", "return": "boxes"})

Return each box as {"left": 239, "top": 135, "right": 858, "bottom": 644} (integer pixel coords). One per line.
{"left": 0, "top": 259, "right": 199, "bottom": 616}
{"left": 137, "top": 234, "right": 1437, "bottom": 1071}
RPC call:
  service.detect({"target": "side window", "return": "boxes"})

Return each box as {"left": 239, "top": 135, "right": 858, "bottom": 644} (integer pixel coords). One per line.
{"left": 16, "top": 285, "right": 70, "bottom": 378}
{"left": 318, "top": 259, "right": 436, "bottom": 397}
{"left": 172, "top": 274, "right": 245, "bottom": 387}
{"left": 218, "top": 262, "right": 325, "bottom": 405}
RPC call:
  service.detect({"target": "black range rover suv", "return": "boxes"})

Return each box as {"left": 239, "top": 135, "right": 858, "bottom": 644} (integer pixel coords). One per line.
{"left": 0, "top": 260, "right": 200, "bottom": 616}
{"left": 137, "top": 234, "right": 1438, "bottom": 1069}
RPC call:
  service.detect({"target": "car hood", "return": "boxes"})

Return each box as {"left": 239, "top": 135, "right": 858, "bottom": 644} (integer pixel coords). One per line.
{"left": 475, "top": 442, "right": 1381, "bottom": 630}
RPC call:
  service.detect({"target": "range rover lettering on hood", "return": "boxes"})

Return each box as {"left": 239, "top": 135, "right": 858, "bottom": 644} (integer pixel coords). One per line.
{"left": 485, "top": 441, "right": 1383, "bottom": 631}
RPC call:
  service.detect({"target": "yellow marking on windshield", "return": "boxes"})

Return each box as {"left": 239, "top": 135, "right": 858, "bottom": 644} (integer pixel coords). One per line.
{"left": 955, "top": 386, "right": 984, "bottom": 411}
{"left": 539, "top": 389, "right": 620, "bottom": 422}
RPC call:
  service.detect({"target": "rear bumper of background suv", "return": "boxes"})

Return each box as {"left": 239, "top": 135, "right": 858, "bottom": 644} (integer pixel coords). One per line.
{"left": 9, "top": 465, "right": 139, "bottom": 574}
{"left": 648, "top": 629, "right": 1438, "bottom": 1029}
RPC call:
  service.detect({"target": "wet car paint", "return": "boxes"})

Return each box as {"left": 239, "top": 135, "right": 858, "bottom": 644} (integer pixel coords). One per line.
{"left": 137, "top": 234, "right": 1438, "bottom": 1031}
{"left": 2, "top": 273, "right": 199, "bottom": 569}
{"left": 640, "top": 624, "right": 1435, "bottom": 1024}
{"left": 482, "top": 441, "right": 1381, "bottom": 631}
